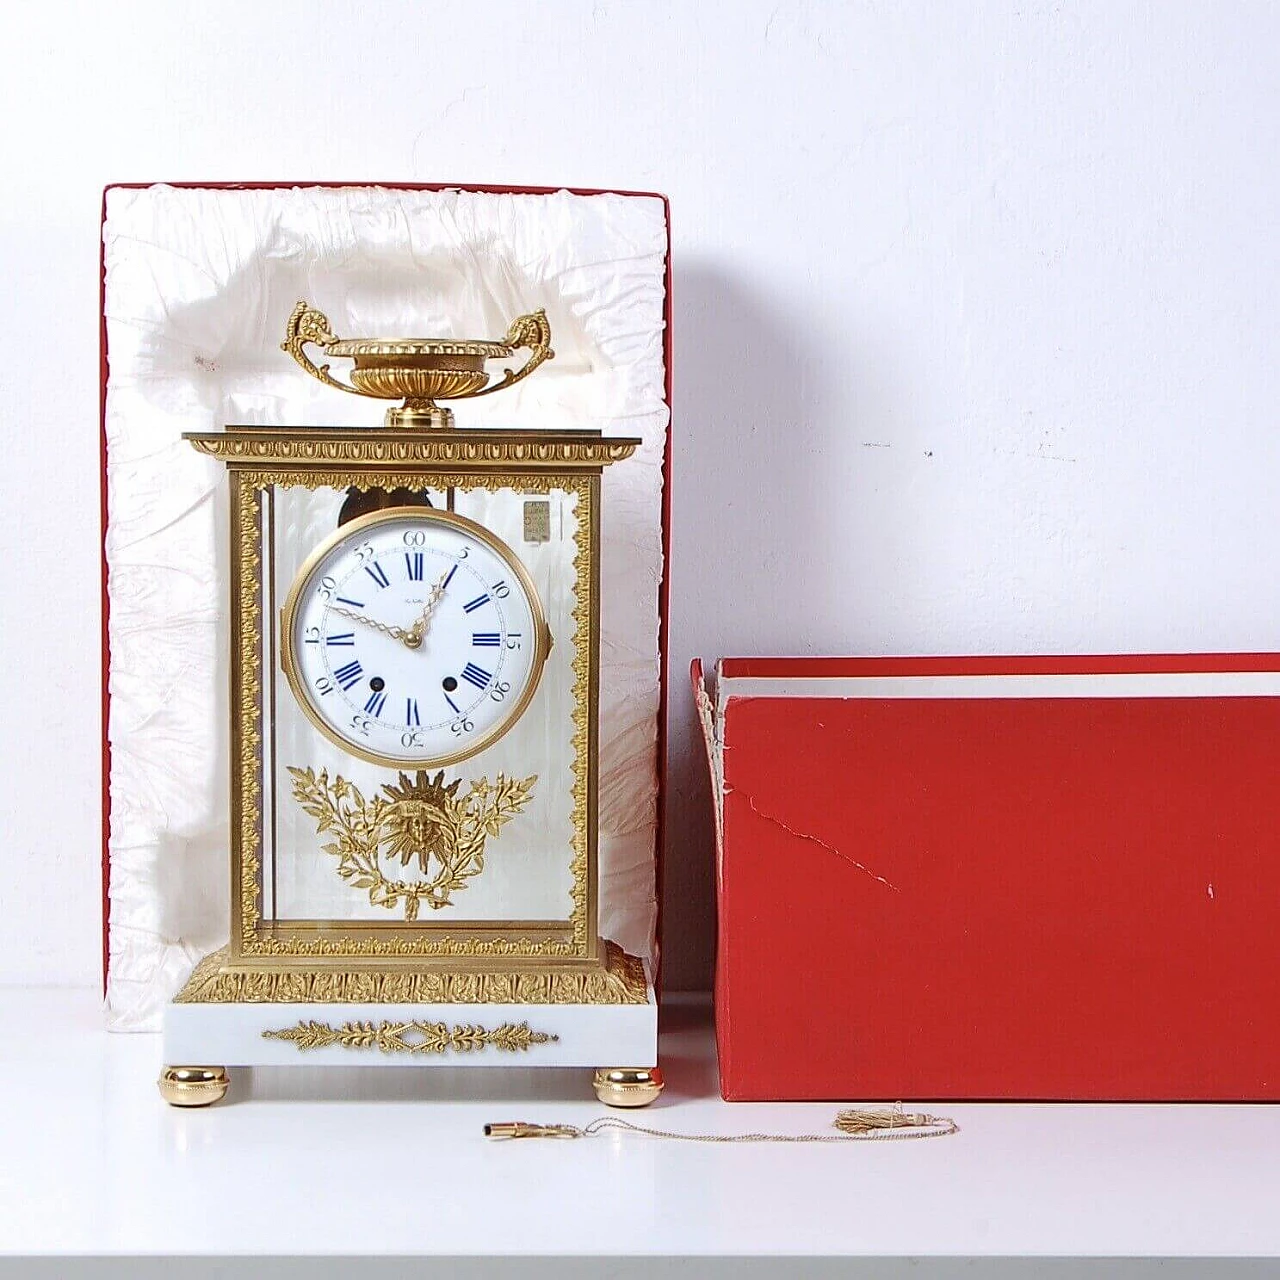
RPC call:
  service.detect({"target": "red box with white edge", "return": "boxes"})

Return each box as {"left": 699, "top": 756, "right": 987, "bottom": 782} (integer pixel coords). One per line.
{"left": 695, "top": 653, "right": 1280, "bottom": 1101}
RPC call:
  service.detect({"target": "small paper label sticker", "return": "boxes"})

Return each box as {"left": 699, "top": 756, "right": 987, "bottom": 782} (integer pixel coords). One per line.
{"left": 523, "top": 499, "right": 551, "bottom": 543}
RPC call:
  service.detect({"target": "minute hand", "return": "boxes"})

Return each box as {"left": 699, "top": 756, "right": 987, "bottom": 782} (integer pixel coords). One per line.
{"left": 327, "top": 604, "right": 415, "bottom": 645}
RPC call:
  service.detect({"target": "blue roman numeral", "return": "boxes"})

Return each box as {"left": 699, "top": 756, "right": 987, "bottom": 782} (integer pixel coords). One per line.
{"left": 444, "top": 691, "right": 461, "bottom": 715}
{"left": 461, "top": 662, "right": 492, "bottom": 690}
{"left": 442, "top": 564, "right": 458, "bottom": 588}
{"left": 405, "top": 552, "right": 424, "bottom": 581}
{"left": 335, "top": 596, "right": 364, "bottom": 608}
{"left": 406, "top": 698, "right": 420, "bottom": 726}
{"left": 326, "top": 632, "right": 355, "bottom": 646}
{"left": 472, "top": 632, "right": 501, "bottom": 647}
{"left": 333, "top": 660, "right": 363, "bottom": 691}
{"left": 463, "top": 593, "right": 490, "bottom": 614}
{"left": 364, "top": 689, "right": 387, "bottom": 717}
{"left": 365, "top": 562, "right": 390, "bottom": 589}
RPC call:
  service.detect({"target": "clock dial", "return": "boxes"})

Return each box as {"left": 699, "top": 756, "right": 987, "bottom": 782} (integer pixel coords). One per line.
{"left": 281, "top": 506, "right": 549, "bottom": 767}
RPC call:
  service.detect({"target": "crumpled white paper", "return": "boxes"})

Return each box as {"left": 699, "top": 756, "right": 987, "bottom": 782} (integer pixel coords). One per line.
{"left": 103, "top": 184, "right": 669, "bottom": 1031}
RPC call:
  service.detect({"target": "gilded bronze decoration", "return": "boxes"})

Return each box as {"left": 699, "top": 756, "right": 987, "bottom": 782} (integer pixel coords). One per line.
{"left": 213, "top": 465, "right": 597, "bottom": 960}
{"left": 263, "top": 1019, "right": 558, "bottom": 1055}
{"left": 185, "top": 429, "right": 638, "bottom": 471}
{"left": 289, "top": 767, "right": 537, "bottom": 918}
{"left": 174, "top": 941, "right": 649, "bottom": 1006}
{"left": 281, "top": 301, "right": 554, "bottom": 429}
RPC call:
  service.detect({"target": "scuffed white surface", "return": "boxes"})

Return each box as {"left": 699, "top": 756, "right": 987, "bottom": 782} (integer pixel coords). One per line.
{"left": 103, "top": 185, "right": 668, "bottom": 1030}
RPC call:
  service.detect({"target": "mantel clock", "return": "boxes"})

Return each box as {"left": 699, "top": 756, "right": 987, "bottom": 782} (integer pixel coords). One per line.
{"left": 159, "top": 302, "right": 660, "bottom": 1108}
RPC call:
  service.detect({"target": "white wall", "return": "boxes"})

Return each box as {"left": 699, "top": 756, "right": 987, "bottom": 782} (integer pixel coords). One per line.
{"left": 2, "top": 0, "right": 1278, "bottom": 990}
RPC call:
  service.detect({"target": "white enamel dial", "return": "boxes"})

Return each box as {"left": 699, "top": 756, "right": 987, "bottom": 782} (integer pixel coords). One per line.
{"left": 281, "top": 506, "right": 549, "bottom": 767}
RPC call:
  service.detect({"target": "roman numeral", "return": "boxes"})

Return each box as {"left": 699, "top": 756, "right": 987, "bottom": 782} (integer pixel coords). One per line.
{"left": 442, "top": 564, "right": 458, "bottom": 589}
{"left": 333, "top": 660, "right": 363, "bottom": 691}
{"left": 364, "top": 690, "right": 387, "bottom": 717}
{"left": 406, "top": 698, "right": 420, "bottom": 727}
{"left": 335, "top": 596, "right": 364, "bottom": 608}
{"left": 472, "top": 632, "right": 501, "bottom": 647}
{"left": 463, "top": 593, "right": 490, "bottom": 614}
{"left": 461, "top": 662, "right": 492, "bottom": 690}
{"left": 326, "top": 632, "right": 355, "bottom": 646}
{"left": 365, "top": 562, "right": 390, "bottom": 589}
{"left": 444, "top": 691, "right": 461, "bottom": 715}
{"left": 405, "top": 552, "right": 424, "bottom": 581}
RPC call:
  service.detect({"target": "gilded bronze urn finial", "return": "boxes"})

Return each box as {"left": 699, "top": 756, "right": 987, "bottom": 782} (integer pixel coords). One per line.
{"left": 281, "top": 301, "right": 554, "bottom": 429}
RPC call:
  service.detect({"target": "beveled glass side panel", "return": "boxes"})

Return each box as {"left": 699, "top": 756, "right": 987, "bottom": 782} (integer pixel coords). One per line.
{"left": 260, "top": 482, "right": 583, "bottom": 939}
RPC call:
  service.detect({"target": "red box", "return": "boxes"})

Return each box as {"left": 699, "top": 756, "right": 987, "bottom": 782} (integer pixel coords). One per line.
{"left": 696, "top": 654, "right": 1280, "bottom": 1101}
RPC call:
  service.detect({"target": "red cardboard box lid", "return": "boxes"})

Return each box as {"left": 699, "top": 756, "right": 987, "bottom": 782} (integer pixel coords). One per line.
{"left": 696, "top": 654, "right": 1280, "bottom": 1101}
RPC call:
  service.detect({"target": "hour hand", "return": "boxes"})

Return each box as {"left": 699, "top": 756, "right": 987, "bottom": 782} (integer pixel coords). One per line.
{"left": 327, "top": 603, "right": 414, "bottom": 645}
{"left": 407, "top": 572, "right": 451, "bottom": 646}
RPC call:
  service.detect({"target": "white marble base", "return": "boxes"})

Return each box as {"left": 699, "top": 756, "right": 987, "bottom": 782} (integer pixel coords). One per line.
{"left": 163, "top": 972, "right": 658, "bottom": 1071}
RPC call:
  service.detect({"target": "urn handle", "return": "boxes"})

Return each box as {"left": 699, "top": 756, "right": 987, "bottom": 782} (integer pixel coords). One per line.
{"left": 280, "top": 301, "right": 358, "bottom": 396}
{"left": 469, "top": 308, "right": 555, "bottom": 398}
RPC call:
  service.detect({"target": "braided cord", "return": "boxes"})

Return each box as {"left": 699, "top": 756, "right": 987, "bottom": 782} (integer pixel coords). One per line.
{"left": 575, "top": 1106, "right": 959, "bottom": 1144}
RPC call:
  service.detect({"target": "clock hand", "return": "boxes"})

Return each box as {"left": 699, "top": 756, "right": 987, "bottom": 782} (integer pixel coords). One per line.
{"left": 327, "top": 603, "right": 414, "bottom": 644}
{"left": 407, "top": 571, "right": 452, "bottom": 648}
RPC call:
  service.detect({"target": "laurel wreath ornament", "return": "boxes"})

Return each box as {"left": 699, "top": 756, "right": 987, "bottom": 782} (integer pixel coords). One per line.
{"left": 263, "top": 1019, "right": 557, "bottom": 1055}
{"left": 288, "top": 766, "right": 537, "bottom": 919}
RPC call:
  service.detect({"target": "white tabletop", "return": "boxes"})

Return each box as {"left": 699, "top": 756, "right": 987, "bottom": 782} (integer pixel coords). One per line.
{"left": 1, "top": 987, "right": 1278, "bottom": 1260}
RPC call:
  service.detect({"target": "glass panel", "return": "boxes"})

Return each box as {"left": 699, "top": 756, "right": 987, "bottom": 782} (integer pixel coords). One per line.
{"left": 260, "top": 482, "right": 581, "bottom": 932}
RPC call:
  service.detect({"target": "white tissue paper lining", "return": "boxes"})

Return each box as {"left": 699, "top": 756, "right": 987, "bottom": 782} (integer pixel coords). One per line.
{"left": 102, "top": 184, "right": 668, "bottom": 1031}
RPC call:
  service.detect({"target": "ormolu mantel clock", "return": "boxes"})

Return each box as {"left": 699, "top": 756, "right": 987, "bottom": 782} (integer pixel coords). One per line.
{"left": 158, "top": 301, "right": 660, "bottom": 1108}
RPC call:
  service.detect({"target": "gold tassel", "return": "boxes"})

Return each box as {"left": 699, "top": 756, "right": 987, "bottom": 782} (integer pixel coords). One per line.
{"left": 833, "top": 1104, "right": 947, "bottom": 1135}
